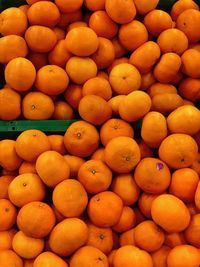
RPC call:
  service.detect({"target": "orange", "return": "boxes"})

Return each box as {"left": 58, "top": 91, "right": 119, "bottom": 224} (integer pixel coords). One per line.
{"left": 184, "top": 214, "right": 200, "bottom": 247}
{"left": 88, "top": 191, "right": 123, "bottom": 227}
{"left": 157, "top": 28, "right": 188, "bottom": 55}
{"left": 89, "top": 10, "right": 118, "bottom": 39}
{"left": 64, "top": 84, "right": 82, "bottom": 110}
{"left": 86, "top": 221, "right": 113, "bottom": 254}
{"left": 105, "top": 0, "right": 136, "bottom": 24}
{"left": 108, "top": 95, "right": 126, "bottom": 116}
{"left": 176, "top": 9, "right": 200, "bottom": 43}
{"left": 0, "top": 229, "right": 16, "bottom": 251}
{"left": 0, "top": 199, "right": 17, "bottom": 231}
{"left": 129, "top": 41, "right": 161, "bottom": 74}
{"left": 182, "top": 49, "right": 200, "bottom": 78}
{"left": 92, "top": 37, "right": 115, "bottom": 69}
{"left": 19, "top": 4, "right": 29, "bottom": 15}
{"left": 105, "top": 136, "right": 141, "bottom": 173}
{"left": 67, "top": 21, "right": 87, "bottom": 31}
{"left": 48, "top": 40, "right": 71, "bottom": 68}
{"left": 151, "top": 93, "right": 184, "bottom": 115}
{"left": 133, "top": 0, "right": 159, "bottom": 14}
{"left": 112, "top": 38, "right": 127, "bottom": 58}
{"left": 109, "top": 63, "right": 141, "bottom": 94}
{"left": 0, "top": 88, "right": 21, "bottom": 120}
{"left": 53, "top": 101, "right": 74, "bottom": 120}
{"left": 64, "top": 121, "right": 99, "bottom": 157}
{"left": 8, "top": 173, "right": 45, "bottom": 207}
{"left": 170, "top": 168, "right": 199, "bottom": 203}
{"left": 53, "top": 179, "right": 88, "bottom": 217}
{"left": 0, "top": 175, "right": 14, "bottom": 199}
{"left": 134, "top": 157, "right": 171, "bottom": 194}
{"left": 78, "top": 95, "right": 112, "bottom": 125}
{"left": 91, "top": 148, "right": 105, "bottom": 162}
{"left": 151, "top": 194, "right": 191, "bottom": 232}
{"left": 27, "top": 1, "right": 60, "bottom": 27}
{"left": 5, "top": 57, "right": 36, "bottom": 92}
{"left": 100, "top": 119, "right": 134, "bottom": 147}
{"left": 119, "top": 20, "right": 148, "bottom": 51}
{"left": 55, "top": 0, "right": 83, "bottom": 13}
{"left": 171, "top": 0, "right": 199, "bottom": 21}
{"left": 35, "top": 65, "right": 69, "bottom": 96}
{"left": 15, "top": 129, "right": 51, "bottom": 162}
{"left": 0, "top": 250, "right": 23, "bottom": 267}
{"left": 134, "top": 220, "right": 165, "bottom": 252}
{"left": 108, "top": 250, "right": 117, "bottom": 267}
{"left": 107, "top": 57, "right": 129, "bottom": 74}
{"left": 33, "top": 252, "right": 68, "bottom": 267}
{"left": 22, "top": 92, "right": 55, "bottom": 120}
{"left": 65, "top": 27, "right": 99, "bottom": 57}
{"left": 137, "top": 139, "right": 154, "bottom": 159}
{"left": 148, "top": 83, "right": 177, "bottom": 97}
{"left": 18, "top": 161, "right": 36, "bottom": 174}
{"left": 12, "top": 231, "right": 44, "bottom": 259}
{"left": 119, "top": 229, "right": 136, "bottom": 247}
{"left": 167, "top": 105, "right": 200, "bottom": 135}
{"left": 141, "top": 111, "right": 168, "bottom": 148}
{"left": 48, "top": 135, "right": 66, "bottom": 155}
{"left": 70, "top": 246, "right": 108, "bottom": 267}
{"left": 0, "top": 140, "right": 22, "bottom": 171}
{"left": 0, "top": 7, "right": 28, "bottom": 36}
{"left": 49, "top": 218, "right": 88, "bottom": 256}
{"left": 179, "top": 78, "right": 200, "bottom": 102}
{"left": 112, "top": 174, "right": 140, "bottom": 205}
{"left": 138, "top": 193, "right": 159, "bottom": 218}
{"left": 64, "top": 155, "right": 85, "bottom": 178}
{"left": 151, "top": 246, "right": 171, "bottom": 267}
{"left": 78, "top": 159, "right": 112, "bottom": 194}
{"left": 82, "top": 77, "right": 112, "bottom": 101}
{"left": 119, "top": 91, "right": 152, "bottom": 122}
{"left": 165, "top": 232, "right": 186, "bottom": 248}
{"left": 0, "top": 35, "right": 28, "bottom": 64}
{"left": 167, "top": 245, "right": 200, "bottom": 267}
{"left": 53, "top": 27, "right": 65, "bottom": 41}
{"left": 140, "top": 72, "right": 156, "bottom": 91}
{"left": 144, "top": 10, "right": 173, "bottom": 36}
{"left": 66, "top": 56, "right": 97, "bottom": 85}
{"left": 113, "top": 245, "right": 153, "bottom": 267}
{"left": 154, "top": 53, "right": 182, "bottom": 83}
{"left": 25, "top": 25, "right": 57, "bottom": 53}
{"left": 113, "top": 206, "right": 136, "bottom": 233}
{"left": 84, "top": 0, "right": 105, "bottom": 11}
{"left": 36, "top": 151, "right": 70, "bottom": 188}
{"left": 17, "top": 201, "right": 56, "bottom": 238}
{"left": 158, "top": 134, "right": 198, "bottom": 169}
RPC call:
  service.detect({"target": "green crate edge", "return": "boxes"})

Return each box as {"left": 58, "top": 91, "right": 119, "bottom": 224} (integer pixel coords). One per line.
{"left": 0, "top": 120, "right": 77, "bottom": 139}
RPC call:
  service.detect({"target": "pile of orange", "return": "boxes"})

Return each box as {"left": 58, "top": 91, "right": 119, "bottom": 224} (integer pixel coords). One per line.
{"left": 1, "top": 0, "right": 200, "bottom": 266}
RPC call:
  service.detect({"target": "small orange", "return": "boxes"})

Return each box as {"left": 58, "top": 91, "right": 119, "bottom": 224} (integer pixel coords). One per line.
{"left": 113, "top": 206, "right": 136, "bottom": 233}
{"left": 78, "top": 159, "right": 112, "bottom": 194}
{"left": 184, "top": 214, "right": 200, "bottom": 247}
{"left": 18, "top": 162, "right": 36, "bottom": 174}
{"left": 53, "top": 101, "right": 74, "bottom": 120}
{"left": 65, "top": 27, "right": 99, "bottom": 56}
{"left": 134, "top": 220, "right": 165, "bottom": 252}
{"left": 100, "top": 118, "right": 134, "bottom": 146}
{"left": 159, "top": 134, "right": 198, "bottom": 169}
{"left": 0, "top": 250, "right": 23, "bottom": 267}
{"left": 151, "top": 246, "right": 170, "bottom": 267}
{"left": 119, "top": 229, "right": 136, "bottom": 247}
{"left": 167, "top": 245, "right": 200, "bottom": 267}
{"left": 119, "top": 91, "right": 152, "bottom": 122}
{"left": 86, "top": 221, "right": 113, "bottom": 254}
{"left": 111, "top": 174, "right": 140, "bottom": 205}
{"left": 148, "top": 83, "right": 177, "bottom": 97}
{"left": 105, "top": 136, "right": 141, "bottom": 173}
{"left": 64, "top": 155, "right": 85, "bottom": 179}
{"left": 0, "top": 175, "right": 14, "bottom": 199}
{"left": 134, "top": 157, "right": 171, "bottom": 194}
{"left": 91, "top": 148, "right": 105, "bottom": 162}
{"left": 109, "top": 63, "right": 141, "bottom": 95}
{"left": 0, "top": 229, "right": 16, "bottom": 251}
{"left": 33, "top": 251, "right": 68, "bottom": 267}
{"left": 48, "top": 40, "right": 71, "bottom": 68}
{"left": 151, "top": 194, "right": 191, "bottom": 232}
{"left": 48, "top": 135, "right": 66, "bottom": 155}
{"left": 108, "top": 95, "right": 126, "bottom": 116}
{"left": 66, "top": 56, "right": 97, "bottom": 85}
{"left": 53, "top": 27, "right": 65, "bottom": 41}
{"left": 67, "top": 21, "right": 87, "bottom": 31}
{"left": 64, "top": 84, "right": 82, "bottom": 109}
{"left": 8, "top": 173, "right": 45, "bottom": 207}
{"left": 179, "top": 78, "right": 200, "bottom": 102}
{"left": 182, "top": 49, "right": 200, "bottom": 78}
{"left": 84, "top": 0, "right": 105, "bottom": 11}
{"left": 133, "top": 0, "right": 159, "bottom": 14}
{"left": 0, "top": 199, "right": 17, "bottom": 231}
{"left": 165, "top": 232, "right": 186, "bottom": 248}
{"left": 138, "top": 193, "right": 159, "bottom": 218}
{"left": 0, "top": 140, "right": 22, "bottom": 171}
{"left": 88, "top": 191, "right": 123, "bottom": 227}
{"left": 140, "top": 72, "right": 157, "bottom": 91}
{"left": 55, "top": 0, "right": 83, "bottom": 13}
{"left": 36, "top": 151, "right": 70, "bottom": 188}
{"left": 119, "top": 20, "right": 148, "bottom": 51}
{"left": 171, "top": 0, "right": 199, "bottom": 21}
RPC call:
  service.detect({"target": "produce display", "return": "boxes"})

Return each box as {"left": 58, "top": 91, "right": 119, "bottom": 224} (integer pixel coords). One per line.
{"left": 1, "top": 0, "right": 200, "bottom": 266}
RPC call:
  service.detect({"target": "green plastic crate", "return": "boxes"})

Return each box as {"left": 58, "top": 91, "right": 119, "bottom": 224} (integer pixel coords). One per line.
{"left": 0, "top": 120, "right": 76, "bottom": 139}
